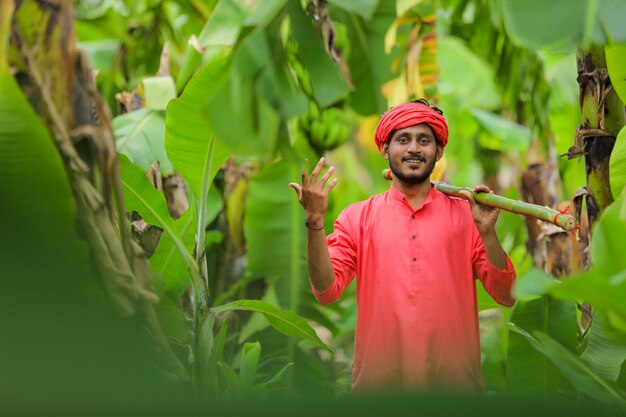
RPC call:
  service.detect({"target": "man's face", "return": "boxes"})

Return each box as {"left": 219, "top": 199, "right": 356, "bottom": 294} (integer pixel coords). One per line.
{"left": 382, "top": 123, "right": 441, "bottom": 186}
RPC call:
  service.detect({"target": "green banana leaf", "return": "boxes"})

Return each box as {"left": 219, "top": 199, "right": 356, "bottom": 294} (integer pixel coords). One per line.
{"left": 501, "top": 0, "right": 626, "bottom": 51}
{"left": 513, "top": 268, "right": 560, "bottom": 301}
{"left": 287, "top": 1, "right": 350, "bottom": 108}
{"left": 113, "top": 108, "right": 174, "bottom": 175}
{"left": 212, "top": 300, "right": 328, "bottom": 351}
{"left": 255, "top": 39, "right": 308, "bottom": 120}
{"left": 591, "top": 193, "right": 626, "bottom": 277}
{"left": 0, "top": 53, "right": 94, "bottom": 314}
{"left": 471, "top": 109, "right": 532, "bottom": 152}
{"left": 119, "top": 154, "right": 200, "bottom": 281}
{"left": 238, "top": 285, "right": 280, "bottom": 344}
{"left": 244, "top": 160, "right": 306, "bottom": 291}
{"left": 334, "top": 2, "right": 394, "bottom": 115}
{"left": 149, "top": 210, "right": 195, "bottom": 298}
{"left": 244, "top": 0, "right": 288, "bottom": 27}
{"left": 205, "top": 56, "right": 280, "bottom": 159}
{"left": 239, "top": 342, "right": 261, "bottom": 393}
{"left": 165, "top": 58, "right": 231, "bottom": 202}
{"left": 199, "top": 0, "right": 248, "bottom": 47}
{"left": 0, "top": 47, "right": 92, "bottom": 293}
{"left": 119, "top": 153, "right": 178, "bottom": 232}
{"left": 166, "top": 56, "right": 231, "bottom": 267}
{"left": 206, "top": 320, "right": 228, "bottom": 395}
{"left": 328, "top": 0, "right": 380, "bottom": 21}
{"left": 252, "top": 363, "right": 293, "bottom": 397}
{"left": 78, "top": 39, "right": 121, "bottom": 73}
{"left": 606, "top": 43, "right": 626, "bottom": 107}
{"left": 510, "top": 325, "right": 626, "bottom": 411}
{"left": 217, "top": 361, "right": 240, "bottom": 394}
{"left": 506, "top": 297, "right": 578, "bottom": 398}
{"left": 581, "top": 314, "right": 626, "bottom": 386}
{"left": 293, "top": 344, "right": 333, "bottom": 395}
{"left": 153, "top": 297, "right": 190, "bottom": 345}
{"left": 141, "top": 76, "right": 177, "bottom": 111}
{"left": 0, "top": 58, "right": 77, "bottom": 246}
{"left": 439, "top": 36, "right": 501, "bottom": 111}
{"left": 609, "top": 126, "right": 626, "bottom": 199}
{"left": 549, "top": 271, "right": 626, "bottom": 326}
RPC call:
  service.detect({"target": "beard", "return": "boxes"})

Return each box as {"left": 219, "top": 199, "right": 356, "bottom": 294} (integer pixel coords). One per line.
{"left": 388, "top": 150, "right": 437, "bottom": 185}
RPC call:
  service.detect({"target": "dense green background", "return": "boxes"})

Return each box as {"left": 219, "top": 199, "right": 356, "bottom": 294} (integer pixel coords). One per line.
{"left": 2, "top": 0, "right": 626, "bottom": 414}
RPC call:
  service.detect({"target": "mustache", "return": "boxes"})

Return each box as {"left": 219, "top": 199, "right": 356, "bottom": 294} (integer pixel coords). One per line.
{"left": 402, "top": 154, "right": 426, "bottom": 162}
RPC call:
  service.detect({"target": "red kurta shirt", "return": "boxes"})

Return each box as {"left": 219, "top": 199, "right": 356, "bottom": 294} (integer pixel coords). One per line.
{"left": 311, "top": 184, "right": 516, "bottom": 393}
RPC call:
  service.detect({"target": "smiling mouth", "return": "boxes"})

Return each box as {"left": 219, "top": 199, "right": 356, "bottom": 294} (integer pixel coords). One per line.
{"left": 403, "top": 158, "right": 426, "bottom": 164}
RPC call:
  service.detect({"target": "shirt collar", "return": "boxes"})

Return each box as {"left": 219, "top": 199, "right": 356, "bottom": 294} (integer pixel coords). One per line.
{"left": 389, "top": 182, "right": 439, "bottom": 208}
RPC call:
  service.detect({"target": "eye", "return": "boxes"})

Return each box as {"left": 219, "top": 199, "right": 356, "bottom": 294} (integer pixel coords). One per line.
{"left": 397, "top": 137, "right": 408, "bottom": 143}
{"left": 419, "top": 138, "right": 431, "bottom": 145}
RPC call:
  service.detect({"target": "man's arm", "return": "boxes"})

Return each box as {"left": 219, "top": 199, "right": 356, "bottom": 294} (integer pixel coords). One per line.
{"left": 289, "top": 157, "right": 338, "bottom": 292}
{"left": 459, "top": 184, "right": 506, "bottom": 269}
{"left": 461, "top": 184, "right": 516, "bottom": 306}
{"left": 477, "top": 229, "right": 506, "bottom": 270}
{"left": 305, "top": 221, "right": 334, "bottom": 292}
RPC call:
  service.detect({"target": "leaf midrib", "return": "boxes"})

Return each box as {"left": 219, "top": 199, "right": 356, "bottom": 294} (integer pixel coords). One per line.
{"left": 212, "top": 301, "right": 327, "bottom": 350}
{"left": 116, "top": 109, "right": 154, "bottom": 151}
{"left": 122, "top": 178, "right": 199, "bottom": 278}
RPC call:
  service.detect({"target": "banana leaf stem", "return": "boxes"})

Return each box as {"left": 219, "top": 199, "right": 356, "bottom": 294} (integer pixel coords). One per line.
{"left": 382, "top": 169, "right": 576, "bottom": 231}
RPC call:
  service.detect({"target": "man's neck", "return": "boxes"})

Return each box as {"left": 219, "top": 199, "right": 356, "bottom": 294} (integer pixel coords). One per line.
{"left": 392, "top": 177, "right": 432, "bottom": 210}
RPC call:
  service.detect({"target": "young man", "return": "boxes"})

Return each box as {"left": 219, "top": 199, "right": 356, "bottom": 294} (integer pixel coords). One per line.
{"left": 289, "top": 100, "right": 516, "bottom": 393}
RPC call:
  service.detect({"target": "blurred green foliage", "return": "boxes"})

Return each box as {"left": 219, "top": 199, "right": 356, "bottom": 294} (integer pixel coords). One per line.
{"left": 3, "top": 0, "right": 626, "bottom": 413}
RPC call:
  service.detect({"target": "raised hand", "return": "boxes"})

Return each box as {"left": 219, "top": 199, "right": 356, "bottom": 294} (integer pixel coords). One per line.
{"left": 459, "top": 185, "right": 500, "bottom": 236}
{"left": 289, "top": 157, "right": 338, "bottom": 229}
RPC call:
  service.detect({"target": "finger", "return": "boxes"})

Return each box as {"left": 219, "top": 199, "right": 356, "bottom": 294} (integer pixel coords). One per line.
{"left": 289, "top": 183, "right": 303, "bottom": 201}
{"left": 459, "top": 190, "right": 476, "bottom": 205}
{"left": 319, "top": 166, "right": 335, "bottom": 186}
{"left": 474, "top": 184, "right": 492, "bottom": 194}
{"left": 301, "top": 169, "right": 309, "bottom": 188}
{"left": 310, "top": 157, "right": 326, "bottom": 184}
{"left": 325, "top": 178, "right": 338, "bottom": 192}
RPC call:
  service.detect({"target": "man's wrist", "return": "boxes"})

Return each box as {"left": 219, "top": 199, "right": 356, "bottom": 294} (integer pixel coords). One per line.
{"left": 305, "top": 214, "right": 325, "bottom": 230}
{"left": 477, "top": 225, "right": 497, "bottom": 239}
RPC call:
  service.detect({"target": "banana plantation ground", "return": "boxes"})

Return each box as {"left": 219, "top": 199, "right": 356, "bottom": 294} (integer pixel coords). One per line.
{"left": 2, "top": 0, "right": 626, "bottom": 415}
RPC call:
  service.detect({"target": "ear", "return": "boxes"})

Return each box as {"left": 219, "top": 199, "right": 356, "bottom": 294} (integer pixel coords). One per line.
{"left": 381, "top": 142, "right": 389, "bottom": 159}
{"left": 435, "top": 146, "right": 443, "bottom": 162}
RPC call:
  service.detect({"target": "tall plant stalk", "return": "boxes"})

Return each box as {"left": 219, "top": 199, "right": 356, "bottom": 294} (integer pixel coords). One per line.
{"left": 577, "top": 46, "right": 626, "bottom": 226}
{"left": 8, "top": 0, "right": 188, "bottom": 380}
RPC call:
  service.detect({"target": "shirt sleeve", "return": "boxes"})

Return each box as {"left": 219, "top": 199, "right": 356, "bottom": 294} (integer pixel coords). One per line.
{"left": 471, "top": 226, "right": 517, "bottom": 307}
{"left": 310, "top": 210, "right": 357, "bottom": 305}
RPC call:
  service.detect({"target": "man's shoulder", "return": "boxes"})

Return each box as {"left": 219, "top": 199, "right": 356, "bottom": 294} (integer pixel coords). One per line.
{"left": 340, "top": 191, "right": 388, "bottom": 217}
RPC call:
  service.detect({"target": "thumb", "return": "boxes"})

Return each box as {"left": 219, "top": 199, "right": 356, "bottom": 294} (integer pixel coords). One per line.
{"left": 289, "top": 183, "right": 303, "bottom": 201}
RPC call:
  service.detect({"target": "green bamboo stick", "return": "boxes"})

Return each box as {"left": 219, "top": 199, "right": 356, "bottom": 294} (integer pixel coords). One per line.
{"left": 382, "top": 169, "right": 576, "bottom": 232}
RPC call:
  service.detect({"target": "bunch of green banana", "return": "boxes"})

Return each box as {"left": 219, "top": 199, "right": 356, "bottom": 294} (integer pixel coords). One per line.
{"left": 290, "top": 58, "right": 313, "bottom": 97}
{"left": 297, "top": 103, "right": 351, "bottom": 151}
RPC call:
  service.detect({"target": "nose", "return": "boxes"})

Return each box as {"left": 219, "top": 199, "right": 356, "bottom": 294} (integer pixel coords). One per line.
{"left": 407, "top": 138, "right": 419, "bottom": 153}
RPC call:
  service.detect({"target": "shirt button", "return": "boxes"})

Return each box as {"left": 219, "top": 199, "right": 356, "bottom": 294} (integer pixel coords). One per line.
{"left": 412, "top": 235, "right": 416, "bottom": 239}
{"left": 412, "top": 257, "right": 417, "bottom": 261}
{"left": 411, "top": 215, "right": 415, "bottom": 219}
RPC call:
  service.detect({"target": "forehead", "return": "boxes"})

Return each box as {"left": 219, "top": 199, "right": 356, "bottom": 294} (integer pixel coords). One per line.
{"left": 392, "top": 123, "right": 435, "bottom": 137}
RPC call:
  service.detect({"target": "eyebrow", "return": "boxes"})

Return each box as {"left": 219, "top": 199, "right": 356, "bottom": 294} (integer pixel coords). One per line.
{"left": 392, "top": 131, "right": 435, "bottom": 139}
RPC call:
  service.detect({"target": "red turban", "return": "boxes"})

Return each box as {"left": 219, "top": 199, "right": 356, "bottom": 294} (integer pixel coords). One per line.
{"left": 374, "top": 102, "right": 449, "bottom": 152}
